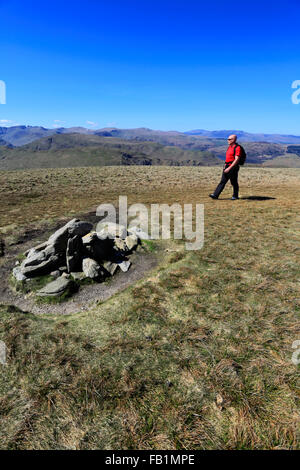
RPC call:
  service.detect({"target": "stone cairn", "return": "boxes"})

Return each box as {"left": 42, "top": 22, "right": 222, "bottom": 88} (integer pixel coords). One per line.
{"left": 12, "top": 219, "right": 142, "bottom": 298}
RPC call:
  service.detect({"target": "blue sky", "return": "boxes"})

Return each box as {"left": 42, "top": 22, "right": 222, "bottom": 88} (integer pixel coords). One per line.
{"left": 1, "top": 0, "right": 300, "bottom": 134}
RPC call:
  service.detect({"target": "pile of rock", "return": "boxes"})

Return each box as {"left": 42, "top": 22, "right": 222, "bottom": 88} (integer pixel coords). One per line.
{"left": 12, "top": 218, "right": 140, "bottom": 298}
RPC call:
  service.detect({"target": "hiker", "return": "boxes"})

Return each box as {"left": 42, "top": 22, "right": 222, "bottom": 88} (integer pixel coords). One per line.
{"left": 209, "top": 134, "right": 242, "bottom": 200}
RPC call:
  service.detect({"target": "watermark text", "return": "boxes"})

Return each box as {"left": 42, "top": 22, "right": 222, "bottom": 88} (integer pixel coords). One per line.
{"left": 291, "top": 80, "right": 300, "bottom": 104}
{"left": 0, "top": 80, "right": 6, "bottom": 104}
{"left": 96, "top": 196, "right": 204, "bottom": 251}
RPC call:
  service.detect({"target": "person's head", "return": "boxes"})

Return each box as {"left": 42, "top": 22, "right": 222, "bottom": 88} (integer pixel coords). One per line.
{"left": 227, "top": 134, "right": 237, "bottom": 145}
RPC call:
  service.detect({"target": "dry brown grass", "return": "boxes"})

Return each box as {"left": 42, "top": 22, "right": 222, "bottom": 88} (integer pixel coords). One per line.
{"left": 0, "top": 166, "right": 299, "bottom": 449}
{"left": 0, "top": 166, "right": 299, "bottom": 230}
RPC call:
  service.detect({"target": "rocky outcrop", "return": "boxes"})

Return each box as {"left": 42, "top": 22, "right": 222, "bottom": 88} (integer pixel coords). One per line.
{"left": 16, "top": 219, "right": 92, "bottom": 278}
{"left": 47, "top": 219, "right": 93, "bottom": 252}
{"left": 83, "top": 232, "right": 113, "bottom": 261}
{"left": 118, "top": 260, "right": 131, "bottom": 272}
{"left": 125, "top": 234, "right": 139, "bottom": 251}
{"left": 12, "top": 266, "right": 27, "bottom": 281}
{"left": 36, "top": 276, "right": 75, "bottom": 298}
{"left": 96, "top": 222, "right": 127, "bottom": 239}
{"left": 82, "top": 258, "right": 102, "bottom": 279}
{"left": 12, "top": 218, "right": 141, "bottom": 300}
{"left": 21, "top": 244, "right": 64, "bottom": 277}
{"left": 101, "top": 260, "right": 118, "bottom": 276}
{"left": 128, "top": 226, "right": 149, "bottom": 240}
{"left": 66, "top": 234, "right": 83, "bottom": 273}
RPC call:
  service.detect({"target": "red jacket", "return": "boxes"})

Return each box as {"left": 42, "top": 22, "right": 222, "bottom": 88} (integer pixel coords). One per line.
{"left": 226, "top": 143, "right": 241, "bottom": 163}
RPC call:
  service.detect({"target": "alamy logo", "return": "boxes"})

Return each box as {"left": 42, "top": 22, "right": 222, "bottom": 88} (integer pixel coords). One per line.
{"left": 291, "top": 80, "right": 300, "bottom": 105}
{"left": 96, "top": 196, "right": 204, "bottom": 251}
{"left": 0, "top": 80, "right": 6, "bottom": 104}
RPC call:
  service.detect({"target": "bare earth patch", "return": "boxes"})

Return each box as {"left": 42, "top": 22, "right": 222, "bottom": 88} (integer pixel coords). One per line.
{"left": 0, "top": 211, "right": 158, "bottom": 315}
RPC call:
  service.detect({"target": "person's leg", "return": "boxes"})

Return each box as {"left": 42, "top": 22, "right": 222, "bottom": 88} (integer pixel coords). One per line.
{"left": 229, "top": 166, "right": 239, "bottom": 198}
{"left": 213, "top": 167, "right": 230, "bottom": 198}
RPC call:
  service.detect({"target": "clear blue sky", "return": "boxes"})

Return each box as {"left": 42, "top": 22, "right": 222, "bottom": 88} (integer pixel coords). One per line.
{"left": 1, "top": 0, "right": 300, "bottom": 134}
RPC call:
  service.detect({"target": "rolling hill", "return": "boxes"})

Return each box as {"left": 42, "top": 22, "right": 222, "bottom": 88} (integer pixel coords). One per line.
{"left": 208, "top": 141, "right": 286, "bottom": 164}
{"left": 0, "top": 138, "right": 9, "bottom": 147}
{"left": 185, "top": 129, "right": 300, "bottom": 144}
{"left": 287, "top": 145, "right": 300, "bottom": 156}
{"left": 262, "top": 153, "right": 300, "bottom": 167}
{"left": 0, "top": 133, "right": 222, "bottom": 170}
{"left": 0, "top": 125, "right": 93, "bottom": 146}
{"left": 0, "top": 126, "right": 298, "bottom": 168}
{"left": 2, "top": 125, "right": 300, "bottom": 147}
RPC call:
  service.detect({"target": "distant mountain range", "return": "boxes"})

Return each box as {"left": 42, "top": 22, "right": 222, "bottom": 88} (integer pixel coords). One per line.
{"left": 0, "top": 133, "right": 222, "bottom": 170}
{"left": 184, "top": 129, "right": 300, "bottom": 144}
{"left": 2, "top": 125, "right": 300, "bottom": 147}
{"left": 0, "top": 126, "right": 300, "bottom": 169}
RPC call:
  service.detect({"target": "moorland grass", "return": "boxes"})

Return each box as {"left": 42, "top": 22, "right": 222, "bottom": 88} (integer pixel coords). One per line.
{"left": 0, "top": 166, "right": 299, "bottom": 449}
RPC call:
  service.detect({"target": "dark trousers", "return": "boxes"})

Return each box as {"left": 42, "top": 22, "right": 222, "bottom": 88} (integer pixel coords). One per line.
{"left": 213, "top": 163, "right": 239, "bottom": 198}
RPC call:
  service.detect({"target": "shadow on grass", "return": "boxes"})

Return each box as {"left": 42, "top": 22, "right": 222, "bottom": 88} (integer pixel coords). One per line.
{"left": 240, "top": 196, "right": 276, "bottom": 201}
{"left": 215, "top": 196, "right": 276, "bottom": 201}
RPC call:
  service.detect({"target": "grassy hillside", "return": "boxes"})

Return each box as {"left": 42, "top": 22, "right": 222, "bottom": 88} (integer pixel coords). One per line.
{"left": 0, "top": 126, "right": 55, "bottom": 146}
{"left": 262, "top": 154, "right": 300, "bottom": 167}
{"left": 185, "top": 129, "right": 300, "bottom": 144}
{"left": 287, "top": 146, "right": 300, "bottom": 156}
{"left": 0, "top": 134, "right": 222, "bottom": 170}
{"left": 0, "top": 166, "right": 299, "bottom": 449}
{"left": 95, "top": 127, "right": 228, "bottom": 151}
{"left": 210, "top": 142, "right": 286, "bottom": 164}
{"left": 0, "top": 129, "right": 296, "bottom": 167}
{"left": 2, "top": 125, "right": 300, "bottom": 147}
{"left": 0, "top": 125, "right": 228, "bottom": 149}
{"left": 0, "top": 138, "right": 9, "bottom": 147}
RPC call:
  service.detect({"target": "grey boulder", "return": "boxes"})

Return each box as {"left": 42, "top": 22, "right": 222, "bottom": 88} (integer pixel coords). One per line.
{"left": 125, "top": 234, "right": 139, "bottom": 251}
{"left": 114, "top": 237, "right": 128, "bottom": 252}
{"left": 82, "top": 258, "right": 101, "bottom": 279}
{"left": 36, "top": 276, "right": 73, "bottom": 298}
{"left": 82, "top": 232, "right": 98, "bottom": 245}
{"left": 101, "top": 260, "right": 119, "bottom": 276}
{"left": 20, "top": 249, "right": 64, "bottom": 278}
{"left": 24, "top": 241, "right": 48, "bottom": 257}
{"left": 96, "top": 222, "right": 127, "bottom": 239}
{"left": 128, "top": 226, "right": 149, "bottom": 240}
{"left": 71, "top": 271, "right": 86, "bottom": 281}
{"left": 22, "top": 244, "right": 56, "bottom": 268}
{"left": 48, "top": 219, "right": 92, "bottom": 252}
{"left": 50, "top": 270, "right": 60, "bottom": 278}
{"left": 66, "top": 234, "right": 83, "bottom": 273}
{"left": 83, "top": 234, "right": 113, "bottom": 261}
{"left": 118, "top": 260, "right": 131, "bottom": 272}
{"left": 13, "top": 266, "right": 27, "bottom": 282}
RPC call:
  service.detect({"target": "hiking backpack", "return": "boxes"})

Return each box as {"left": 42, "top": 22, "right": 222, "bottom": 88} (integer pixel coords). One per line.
{"left": 233, "top": 144, "right": 247, "bottom": 166}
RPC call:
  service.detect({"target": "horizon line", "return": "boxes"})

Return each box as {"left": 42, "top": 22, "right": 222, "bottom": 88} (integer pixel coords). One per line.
{"left": 1, "top": 124, "right": 300, "bottom": 138}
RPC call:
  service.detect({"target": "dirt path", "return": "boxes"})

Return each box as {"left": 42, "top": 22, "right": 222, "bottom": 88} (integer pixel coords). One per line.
{"left": 0, "top": 211, "right": 158, "bottom": 315}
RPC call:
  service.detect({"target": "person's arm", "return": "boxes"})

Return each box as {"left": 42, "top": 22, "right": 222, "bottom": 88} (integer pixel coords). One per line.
{"left": 224, "top": 155, "right": 240, "bottom": 173}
